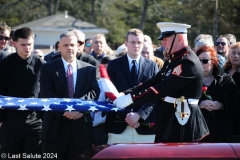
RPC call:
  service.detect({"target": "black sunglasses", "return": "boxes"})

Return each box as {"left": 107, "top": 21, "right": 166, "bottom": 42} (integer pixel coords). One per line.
{"left": 215, "top": 42, "right": 226, "bottom": 46}
{"left": 78, "top": 41, "right": 84, "bottom": 45}
{"left": 199, "top": 59, "right": 212, "bottom": 64}
{"left": 0, "top": 35, "right": 10, "bottom": 41}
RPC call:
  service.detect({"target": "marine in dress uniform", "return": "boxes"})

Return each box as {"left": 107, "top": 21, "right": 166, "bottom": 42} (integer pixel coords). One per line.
{"left": 114, "top": 22, "right": 209, "bottom": 142}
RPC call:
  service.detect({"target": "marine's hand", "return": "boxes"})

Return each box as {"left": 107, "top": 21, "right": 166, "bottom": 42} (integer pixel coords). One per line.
{"left": 113, "top": 93, "right": 133, "bottom": 109}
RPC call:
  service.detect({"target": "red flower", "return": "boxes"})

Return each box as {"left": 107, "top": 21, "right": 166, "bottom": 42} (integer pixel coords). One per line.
{"left": 149, "top": 122, "right": 155, "bottom": 128}
{"left": 202, "top": 86, "right": 212, "bottom": 100}
{"left": 202, "top": 86, "right": 208, "bottom": 93}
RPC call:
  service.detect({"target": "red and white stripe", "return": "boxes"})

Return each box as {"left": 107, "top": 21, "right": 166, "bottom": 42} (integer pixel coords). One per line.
{"left": 99, "top": 65, "right": 122, "bottom": 101}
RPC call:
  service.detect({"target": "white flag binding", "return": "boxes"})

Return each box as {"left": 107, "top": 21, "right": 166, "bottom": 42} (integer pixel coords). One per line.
{"left": 99, "top": 65, "right": 122, "bottom": 101}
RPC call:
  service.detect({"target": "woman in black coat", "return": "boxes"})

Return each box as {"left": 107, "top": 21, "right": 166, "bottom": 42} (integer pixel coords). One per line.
{"left": 224, "top": 42, "right": 240, "bottom": 142}
{"left": 196, "top": 46, "right": 240, "bottom": 143}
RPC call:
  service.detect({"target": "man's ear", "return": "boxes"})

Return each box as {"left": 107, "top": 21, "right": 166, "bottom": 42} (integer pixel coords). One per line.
{"left": 177, "top": 34, "right": 183, "bottom": 42}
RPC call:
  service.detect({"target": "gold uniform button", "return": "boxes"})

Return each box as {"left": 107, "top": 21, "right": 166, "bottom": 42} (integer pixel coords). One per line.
{"left": 169, "top": 60, "right": 171, "bottom": 63}
{"left": 133, "top": 95, "right": 135, "bottom": 97}
{"left": 139, "top": 92, "right": 141, "bottom": 95}
{"left": 145, "top": 90, "right": 147, "bottom": 92}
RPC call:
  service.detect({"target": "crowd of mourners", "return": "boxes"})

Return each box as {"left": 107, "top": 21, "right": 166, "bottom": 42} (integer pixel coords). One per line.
{"left": 0, "top": 20, "right": 239, "bottom": 160}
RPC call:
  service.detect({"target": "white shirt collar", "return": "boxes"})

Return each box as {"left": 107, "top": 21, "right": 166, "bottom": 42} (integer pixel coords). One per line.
{"left": 127, "top": 54, "right": 140, "bottom": 71}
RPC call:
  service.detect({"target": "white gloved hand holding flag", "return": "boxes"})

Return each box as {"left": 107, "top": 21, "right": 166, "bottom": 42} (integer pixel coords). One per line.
{"left": 113, "top": 93, "right": 133, "bottom": 109}
{"left": 100, "top": 65, "right": 133, "bottom": 109}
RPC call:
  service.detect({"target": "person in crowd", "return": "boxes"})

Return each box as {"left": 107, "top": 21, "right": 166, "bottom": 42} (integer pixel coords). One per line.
{"left": 0, "top": 21, "right": 11, "bottom": 51}
{"left": 3, "top": 30, "right": 16, "bottom": 54}
{"left": 144, "top": 35, "right": 165, "bottom": 61}
{"left": 0, "top": 27, "right": 45, "bottom": 155}
{"left": 224, "top": 42, "right": 240, "bottom": 142}
{"left": 44, "top": 41, "right": 60, "bottom": 62}
{"left": 84, "top": 38, "right": 93, "bottom": 54}
{"left": 105, "top": 45, "right": 114, "bottom": 55}
{"left": 142, "top": 42, "right": 164, "bottom": 70}
{"left": 196, "top": 46, "right": 240, "bottom": 142}
{"left": 40, "top": 31, "right": 100, "bottom": 160}
{"left": 225, "top": 34, "right": 237, "bottom": 45}
{"left": 194, "top": 34, "right": 214, "bottom": 52}
{"left": 69, "top": 29, "right": 100, "bottom": 79}
{"left": 91, "top": 34, "right": 107, "bottom": 62}
{"left": 105, "top": 28, "right": 159, "bottom": 144}
{"left": 33, "top": 49, "right": 44, "bottom": 60}
{"left": 195, "top": 38, "right": 214, "bottom": 52}
{"left": 115, "top": 44, "right": 127, "bottom": 57}
{"left": 113, "top": 22, "right": 209, "bottom": 142}
{"left": 0, "top": 50, "right": 8, "bottom": 61}
{"left": 69, "top": 29, "right": 100, "bottom": 68}
{"left": 215, "top": 35, "right": 230, "bottom": 68}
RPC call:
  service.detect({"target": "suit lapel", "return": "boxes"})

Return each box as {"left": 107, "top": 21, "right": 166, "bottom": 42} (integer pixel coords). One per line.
{"left": 74, "top": 60, "right": 84, "bottom": 98}
{"left": 137, "top": 56, "right": 146, "bottom": 84}
{"left": 55, "top": 59, "right": 68, "bottom": 97}
{"left": 121, "top": 55, "right": 133, "bottom": 87}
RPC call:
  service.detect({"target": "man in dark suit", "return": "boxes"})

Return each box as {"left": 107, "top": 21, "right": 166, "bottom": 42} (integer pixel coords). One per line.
{"left": 105, "top": 28, "right": 159, "bottom": 143}
{"left": 40, "top": 31, "right": 100, "bottom": 160}
{"left": 0, "top": 27, "right": 45, "bottom": 156}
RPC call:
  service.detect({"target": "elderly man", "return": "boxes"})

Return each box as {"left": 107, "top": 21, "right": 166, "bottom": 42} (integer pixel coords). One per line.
{"left": 91, "top": 34, "right": 107, "bottom": 62}
{"left": 141, "top": 42, "right": 164, "bottom": 70}
{"left": 114, "top": 22, "right": 209, "bottom": 142}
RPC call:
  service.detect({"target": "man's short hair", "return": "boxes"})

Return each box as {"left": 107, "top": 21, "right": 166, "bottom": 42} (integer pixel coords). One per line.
{"left": 0, "top": 21, "right": 11, "bottom": 33}
{"left": 60, "top": 31, "right": 77, "bottom": 40}
{"left": 125, "top": 28, "right": 143, "bottom": 41}
{"left": 93, "top": 34, "right": 106, "bottom": 43}
{"left": 13, "top": 27, "right": 34, "bottom": 41}
{"left": 224, "top": 34, "right": 236, "bottom": 45}
{"left": 216, "top": 35, "right": 230, "bottom": 46}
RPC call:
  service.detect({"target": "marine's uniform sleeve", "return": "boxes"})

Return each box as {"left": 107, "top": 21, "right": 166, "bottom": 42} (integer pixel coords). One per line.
{"left": 125, "top": 59, "right": 197, "bottom": 110}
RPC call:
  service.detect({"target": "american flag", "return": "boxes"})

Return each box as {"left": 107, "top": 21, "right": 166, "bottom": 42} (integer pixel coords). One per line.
{"left": 0, "top": 96, "right": 122, "bottom": 112}
{"left": 0, "top": 65, "right": 123, "bottom": 113}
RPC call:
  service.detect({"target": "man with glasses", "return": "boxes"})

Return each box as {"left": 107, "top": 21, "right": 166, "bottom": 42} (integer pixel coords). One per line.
{"left": 84, "top": 38, "right": 93, "bottom": 54}
{"left": 105, "top": 28, "right": 159, "bottom": 144}
{"left": 0, "top": 21, "right": 11, "bottom": 60}
{"left": 215, "top": 35, "right": 230, "bottom": 68}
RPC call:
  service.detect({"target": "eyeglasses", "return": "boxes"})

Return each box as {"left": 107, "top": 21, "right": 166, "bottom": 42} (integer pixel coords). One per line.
{"left": 199, "top": 59, "right": 212, "bottom": 64}
{"left": 127, "top": 41, "right": 143, "bottom": 46}
{"left": 85, "top": 43, "right": 91, "bottom": 47}
{"left": 78, "top": 41, "right": 84, "bottom": 45}
{"left": 215, "top": 42, "right": 226, "bottom": 46}
{"left": 0, "top": 35, "right": 10, "bottom": 41}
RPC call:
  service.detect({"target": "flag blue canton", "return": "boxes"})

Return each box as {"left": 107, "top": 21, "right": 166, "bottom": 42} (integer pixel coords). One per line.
{"left": 0, "top": 96, "right": 122, "bottom": 112}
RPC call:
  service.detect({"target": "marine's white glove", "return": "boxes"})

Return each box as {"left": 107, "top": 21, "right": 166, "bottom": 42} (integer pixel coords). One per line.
{"left": 113, "top": 93, "right": 133, "bottom": 109}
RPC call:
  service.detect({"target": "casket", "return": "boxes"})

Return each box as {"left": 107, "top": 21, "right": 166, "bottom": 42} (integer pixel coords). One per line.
{"left": 92, "top": 143, "right": 240, "bottom": 159}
